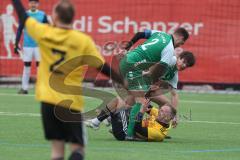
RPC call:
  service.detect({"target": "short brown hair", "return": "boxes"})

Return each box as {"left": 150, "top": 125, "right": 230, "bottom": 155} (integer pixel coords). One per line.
{"left": 179, "top": 51, "right": 196, "bottom": 67}
{"left": 174, "top": 28, "right": 189, "bottom": 41}
{"left": 55, "top": 0, "right": 75, "bottom": 24}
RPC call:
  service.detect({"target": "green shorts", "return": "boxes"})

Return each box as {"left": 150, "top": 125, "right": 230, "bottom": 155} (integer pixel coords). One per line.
{"left": 119, "top": 56, "right": 152, "bottom": 91}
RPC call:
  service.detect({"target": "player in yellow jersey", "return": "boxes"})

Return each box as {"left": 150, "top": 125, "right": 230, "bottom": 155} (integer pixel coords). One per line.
{"left": 110, "top": 100, "right": 176, "bottom": 141}
{"left": 135, "top": 103, "right": 176, "bottom": 141}
{"left": 11, "top": 0, "right": 124, "bottom": 160}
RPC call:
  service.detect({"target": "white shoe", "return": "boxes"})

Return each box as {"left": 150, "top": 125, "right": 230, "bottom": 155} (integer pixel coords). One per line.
{"left": 84, "top": 119, "right": 100, "bottom": 130}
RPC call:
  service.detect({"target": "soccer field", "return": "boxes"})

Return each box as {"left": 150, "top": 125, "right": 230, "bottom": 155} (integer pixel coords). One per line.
{"left": 0, "top": 88, "right": 240, "bottom": 160}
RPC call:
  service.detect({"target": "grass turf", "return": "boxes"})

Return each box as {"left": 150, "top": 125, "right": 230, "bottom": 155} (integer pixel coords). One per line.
{"left": 0, "top": 88, "right": 240, "bottom": 160}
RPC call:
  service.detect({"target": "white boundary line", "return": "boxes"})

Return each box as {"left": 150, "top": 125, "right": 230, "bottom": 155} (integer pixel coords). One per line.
{"left": 182, "top": 120, "right": 240, "bottom": 125}
{"left": 0, "top": 112, "right": 40, "bottom": 117}
{"left": 0, "top": 111, "right": 240, "bottom": 125}
{"left": 0, "top": 93, "right": 240, "bottom": 105}
{"left": 181, "top": 100, "right": 240, "bottom": 105}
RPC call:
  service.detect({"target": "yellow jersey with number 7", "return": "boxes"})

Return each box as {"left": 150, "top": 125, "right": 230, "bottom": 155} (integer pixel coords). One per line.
{"left": 25, "top": 17, "right": 105, "bottom": 111}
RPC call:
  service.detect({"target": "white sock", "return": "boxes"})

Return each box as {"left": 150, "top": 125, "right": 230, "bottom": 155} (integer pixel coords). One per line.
{"left": 22, "top": 66, "right": 31, "bottom": 90}
{"left": 92, "top": 118, "right": 101, "bottom": 126}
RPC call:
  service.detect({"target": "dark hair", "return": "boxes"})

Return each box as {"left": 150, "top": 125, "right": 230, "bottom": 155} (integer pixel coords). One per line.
{"left": 179, "top": 51, "right": 196, "bottom": 67}
{"left": 29, "top": 0, "right": 39, "bottom": 2}
{"left": 174, "top": 27, "right": 189, "bottom": 41}
{"left": 55, "top": 0, "right": 75, "bottom": 24}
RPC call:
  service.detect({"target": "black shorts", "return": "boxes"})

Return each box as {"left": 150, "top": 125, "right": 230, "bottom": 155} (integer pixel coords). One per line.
{"left": 41, "top": 102, "right": 86, "bottom": 146}
{"left": 111, "top": 109, "right": 130, "bottom": 141}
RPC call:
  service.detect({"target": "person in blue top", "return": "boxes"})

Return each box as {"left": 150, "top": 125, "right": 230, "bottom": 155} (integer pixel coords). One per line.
{"left": 14, "top": 0, "right": 48, "bottom": 94}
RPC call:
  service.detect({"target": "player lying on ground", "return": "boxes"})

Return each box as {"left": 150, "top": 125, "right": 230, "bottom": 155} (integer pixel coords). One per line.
{"left": 110, "top": 100, "right": 176, "bottom": 141}
{"left": 85, "top": 51, "right": 195, "bottom": 131}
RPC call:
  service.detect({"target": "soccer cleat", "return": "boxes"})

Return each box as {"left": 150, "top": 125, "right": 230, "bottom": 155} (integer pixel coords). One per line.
{"left": 84, "top": 120, "right": 100, "bottom": 130}
{"left": 18, "top": 89, "right": 28, "bottom": 94}
{"left": 165, "top": 135, "right": 172, "bottom": 139}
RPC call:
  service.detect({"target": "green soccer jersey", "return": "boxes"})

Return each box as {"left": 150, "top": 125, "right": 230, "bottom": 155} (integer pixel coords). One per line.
{"left": 162, "top": 63, "right": 178, "bottom": 89}
{"left": 119, "top": 30, "right": 177, "bottom": 91}
{"left": 126, "top": 30, "right": 175, "bottom": 70}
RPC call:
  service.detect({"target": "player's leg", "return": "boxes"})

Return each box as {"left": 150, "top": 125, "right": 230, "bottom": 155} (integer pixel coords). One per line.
{"left": 41, "top": 102, "right": 66, "bottom": 159}
{"left": 51, "top": 140, "right": 65, "bottom": 160}
{"left": 66, "top": 112, "right": 86, "bottom": 160}
{"left": 126, "top": 75, "right": 152, "bottom": 138}
{"left": 69, "top": 144, "right": 84, "bottom": 160}
{"left": 85, "top": 55, "right": 142, "bottom": 129}
{"left": 126, "top": 103, "right": 142, "bottom": 138}
{"left": 85, "top": 98, "right": 117, "bottom": 130}
{"left": 110, "top": 109, "right": 130, "bottom": 141}
{"left": 33, "top": 47, "right": 40, "bottom": 67}
{"left": 85, "top": 96, "right": 134, "bottom": 129}
{"left": 19, "top": 47, "right": 33, "bottom": 94}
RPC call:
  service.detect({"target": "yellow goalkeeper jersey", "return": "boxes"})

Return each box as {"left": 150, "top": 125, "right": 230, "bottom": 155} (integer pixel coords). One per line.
{"left": 25, "top": 17, "right": 105, "bottom": 111}
{"left": 142, "top": 108, "right": 168, "bottom": 141}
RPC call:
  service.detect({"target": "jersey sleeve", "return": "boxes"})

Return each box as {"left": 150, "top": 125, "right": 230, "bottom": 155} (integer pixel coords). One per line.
{"left": 167, "top": 72, "right": 178, "bottom": 89}
{"left": 25, "top": 17, "right": 47, "bottom": 42}
{"left": 144, "top": 29, "right": 162, "bottom": 38}
{"left": 159, "top": 41, "right": 175, "bottom": 66}
{"left": 147, "top": 127, "right": 165, "bottom": 141}
{"left": 82, "top": 37, "right": 105, "bottom": 68}
{"left": 15, "top": 23, "right": 24, "bottom": 45}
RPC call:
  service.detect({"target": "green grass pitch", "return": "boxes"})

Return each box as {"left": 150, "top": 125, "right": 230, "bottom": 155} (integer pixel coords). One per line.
{"left": 0, "top": 88, "right": 240, "bottom": 160}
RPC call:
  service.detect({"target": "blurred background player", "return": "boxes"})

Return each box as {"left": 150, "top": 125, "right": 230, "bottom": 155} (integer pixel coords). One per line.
{"left": 11, "top": 0, "right": 124, "bottom": 160}
{"left": 14, "top": 0, "right": 48, "bottom": 94}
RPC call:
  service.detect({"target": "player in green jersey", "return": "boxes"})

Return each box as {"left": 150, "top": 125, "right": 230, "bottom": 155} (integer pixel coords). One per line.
{"left": 85, "top": 28, "right": 191, "bottom": 130}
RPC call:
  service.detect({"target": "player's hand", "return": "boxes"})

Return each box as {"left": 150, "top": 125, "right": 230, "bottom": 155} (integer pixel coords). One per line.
{"left": 14, "top": 45, "right": 20, "bottom": 55}
{"left": 172, "top": 116, "right": 178, "bottom": 128}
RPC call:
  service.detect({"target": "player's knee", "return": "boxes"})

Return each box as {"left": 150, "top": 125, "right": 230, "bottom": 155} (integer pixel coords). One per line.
{"left": 24, "top": 62, "right": 31, "bottom": 67}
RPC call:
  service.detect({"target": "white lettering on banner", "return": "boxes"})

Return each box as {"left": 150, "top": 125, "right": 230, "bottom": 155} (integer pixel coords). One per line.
{"left": 98, "top": 16, "right": 112, "bottom": 33}
{"left": 71, "top": 16, "right": 204, "bottom": 35}
{"left": 113, "top": 21, "right": 124, "bottom": 34}
{"left": 193, "top": 23, "right": 204, "bottom": 35}
{"left": 152, "top": 22, "right": 167, "bottom": 32}
{"left": 168, "top": 22, "right": 179, "bottom": 34}
{"left": 73, "top": 16, "right": 93, "bottom": 32}
{"left": 97, "top": 16, "right": 204, "bottom": 35}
